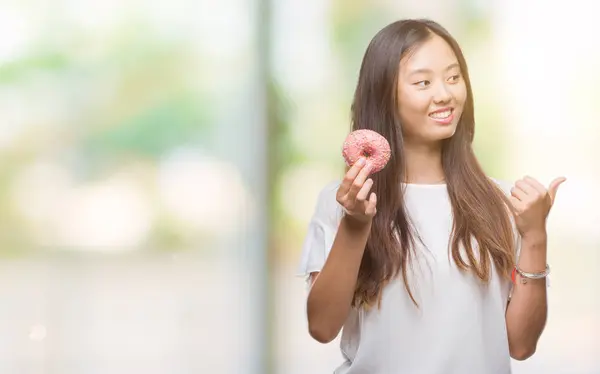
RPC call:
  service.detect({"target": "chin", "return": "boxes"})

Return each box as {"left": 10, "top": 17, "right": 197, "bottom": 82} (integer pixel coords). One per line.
{"left": 429, "top": 125, "right": 457, "bottom": 141}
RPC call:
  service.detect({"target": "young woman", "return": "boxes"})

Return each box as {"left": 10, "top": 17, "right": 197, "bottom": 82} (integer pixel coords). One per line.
{"left": 297, "top": 19, "right": 565, "bottom": 373}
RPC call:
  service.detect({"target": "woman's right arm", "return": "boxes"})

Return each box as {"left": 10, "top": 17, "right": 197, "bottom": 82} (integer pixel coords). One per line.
{"left": 306, "top": 158, "right": 377, "bottom": 343}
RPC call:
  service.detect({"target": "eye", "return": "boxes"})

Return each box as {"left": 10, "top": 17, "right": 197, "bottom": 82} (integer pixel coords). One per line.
{"left": 413, "top": 80, "right": 430, "bottom": 87}
{"left": 448, "top": 74, "right": 461, "bottom": 83}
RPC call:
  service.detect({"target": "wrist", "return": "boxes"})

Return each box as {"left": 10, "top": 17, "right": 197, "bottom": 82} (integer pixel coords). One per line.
{"left": 342, "top": 215, "right": 372, "bottom": 233}
{"left": 520, "top": 230, "right": 548, "bottom": 255}
{"left": 521, "top": 228, "right": 547, "bottom": 242}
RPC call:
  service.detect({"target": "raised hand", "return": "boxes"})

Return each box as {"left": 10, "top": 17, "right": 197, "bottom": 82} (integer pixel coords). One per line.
{"left": 336, "top": 157, "right": 377, "bottom": 225}
{"left": 509, "top": 176, "right": 566, "bottom": 236}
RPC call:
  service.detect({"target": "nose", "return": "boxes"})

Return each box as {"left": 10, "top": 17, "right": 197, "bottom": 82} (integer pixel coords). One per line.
{"left": 433, "top": 82, "right": 452, "bottom": 105}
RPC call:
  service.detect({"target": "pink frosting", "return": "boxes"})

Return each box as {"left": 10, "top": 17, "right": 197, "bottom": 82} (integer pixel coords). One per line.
{"left": 342, "top": 129, "right": 391, "bottom": 174}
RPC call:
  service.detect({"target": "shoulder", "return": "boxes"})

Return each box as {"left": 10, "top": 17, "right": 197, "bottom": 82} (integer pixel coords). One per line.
{"left": 317, "top": 180, "right": 341, "bottom": 200}
{"left": 311, "top": 180, "right": 343, "bottom": 225}
{"left": 488, "top": 177, "right": 514, "bottom": 196}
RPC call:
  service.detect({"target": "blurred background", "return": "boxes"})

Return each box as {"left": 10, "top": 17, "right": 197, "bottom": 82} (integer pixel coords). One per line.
{"left": 0, "top": 0, "right": 598, "bottom": 373}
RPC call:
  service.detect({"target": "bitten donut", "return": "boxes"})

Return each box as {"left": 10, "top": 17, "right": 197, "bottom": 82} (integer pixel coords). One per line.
{"left": 342, "top": 129, "right": 391, "bottom": 174}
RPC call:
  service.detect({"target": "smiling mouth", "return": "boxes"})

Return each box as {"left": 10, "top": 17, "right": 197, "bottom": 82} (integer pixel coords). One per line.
{"left": 428, "top": 108, "right": 453, "bottom": 119}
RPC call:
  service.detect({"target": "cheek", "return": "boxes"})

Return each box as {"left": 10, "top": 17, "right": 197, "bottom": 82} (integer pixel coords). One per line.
{"left": 398, "top": 92, "right": 430, "bottom": 118}
{"left": 398, "top": 95, "right": 431, "bottom": 136}
{"left": 453, "top": 82, "right": 468, "bottom": 106}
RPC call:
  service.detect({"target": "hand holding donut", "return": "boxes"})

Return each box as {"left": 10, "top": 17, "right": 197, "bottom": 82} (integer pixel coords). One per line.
{"left": 336, "top": 157, "right": 377, "bottom": 224}
{"left": 342, "top": 129, "right": 391, "bottom": 174}
{"left": 337, "top": 129, "right": 391, "bottom": 225}
{"left": 509, "top": 176, "right": 566, "bottom": 237}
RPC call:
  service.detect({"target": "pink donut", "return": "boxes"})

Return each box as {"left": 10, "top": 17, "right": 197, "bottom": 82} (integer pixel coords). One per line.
{"left": 342, "top": 129, "right": 391, "bottom": 174}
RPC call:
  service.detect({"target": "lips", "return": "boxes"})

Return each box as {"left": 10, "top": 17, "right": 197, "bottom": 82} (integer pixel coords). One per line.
{"left": 428, "top": 107, "right": 454, "bottom": 124}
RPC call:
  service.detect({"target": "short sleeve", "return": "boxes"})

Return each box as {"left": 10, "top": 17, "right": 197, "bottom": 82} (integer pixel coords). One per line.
{"left": 296, "top": 181, "right": 343, "bottom": 283}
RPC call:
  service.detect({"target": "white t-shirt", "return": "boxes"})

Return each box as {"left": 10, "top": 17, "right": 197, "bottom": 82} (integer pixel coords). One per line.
{"left": 297, "top": 180, "right": 520, "bottom": 374}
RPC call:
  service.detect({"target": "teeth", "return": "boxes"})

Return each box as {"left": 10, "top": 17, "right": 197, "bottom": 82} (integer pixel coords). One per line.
{"left": 429, "top": 110, "right": 452, "bottom": 119}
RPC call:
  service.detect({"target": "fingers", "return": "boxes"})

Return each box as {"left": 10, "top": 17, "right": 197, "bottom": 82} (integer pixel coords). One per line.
{"left": 523, "top": 176, "right": 546, "bottom": 194}
{"left": 337, "top": 158, "right": 375, "bottom": 217}
{"left": 508, "top": 195, "right": 523, "bottom": 214}
{"left": 339, "top": 158, "right": 367, "bottom": 196}
{"left": 513, "top": 179, "right": 538, "bottom": 199}
{"left": 346, "top": 162, "right": 373, "bottom": 201}
{"left": 510, "top": 185, "right": 528, "bottom": 201}
{"left": 364, "top": 192, "right": 377, "bottom": 216}
{"left": 512, "top": 175, "right": 566, "bottom": 206}
{"left": 355, "top": 178, "right": 374, "bottom": 202}
{"left": 512, "top": 176, "right": 546, "bottom": 202}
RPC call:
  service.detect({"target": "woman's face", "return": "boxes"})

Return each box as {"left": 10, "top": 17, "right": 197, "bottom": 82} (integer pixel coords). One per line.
{"left": 397, "top": 33, "right": 467, "bottom": 146}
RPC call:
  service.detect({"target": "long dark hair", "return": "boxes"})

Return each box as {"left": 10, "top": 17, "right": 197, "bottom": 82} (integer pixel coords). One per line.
{"left": 350, "top": 19, "right": 516, "bottom": 308}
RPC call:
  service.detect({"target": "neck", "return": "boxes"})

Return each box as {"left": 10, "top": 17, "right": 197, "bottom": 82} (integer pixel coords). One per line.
{"left": 403, "top": 141, "right": 445, "bottom": 184}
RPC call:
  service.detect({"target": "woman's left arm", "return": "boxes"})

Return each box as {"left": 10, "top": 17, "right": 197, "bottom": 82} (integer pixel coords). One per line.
{"left": 505, "top": 231, "right": 548, "bottom": 360}
{"left": 504, "top": 176, "right": 566, "bottom": 361}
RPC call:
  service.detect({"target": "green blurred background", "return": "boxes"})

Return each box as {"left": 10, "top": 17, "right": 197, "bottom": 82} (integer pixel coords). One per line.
{"left": 0, "top": 0, "right": 598, "bottom": 373}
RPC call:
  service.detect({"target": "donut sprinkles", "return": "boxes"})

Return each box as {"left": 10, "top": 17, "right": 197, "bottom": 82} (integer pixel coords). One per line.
{"left": 342, "top": 129, "right": 391, "bottom": 174}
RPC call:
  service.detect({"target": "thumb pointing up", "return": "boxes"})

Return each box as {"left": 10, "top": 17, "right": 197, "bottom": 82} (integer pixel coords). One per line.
{"left": 548, "top": 177, "right": 566, "bottom": 204}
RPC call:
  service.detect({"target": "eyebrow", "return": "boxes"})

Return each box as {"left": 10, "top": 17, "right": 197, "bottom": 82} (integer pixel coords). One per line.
{"left": 408, "top": 62, "right": 460, "bottom": 76}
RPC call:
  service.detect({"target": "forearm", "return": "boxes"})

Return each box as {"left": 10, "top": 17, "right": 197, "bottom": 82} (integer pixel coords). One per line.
{"left": 307, "top": 216, "right": 370, "bottom": 343}
{"left": 505, "top": 231, "right": 548, "bottom": 360}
